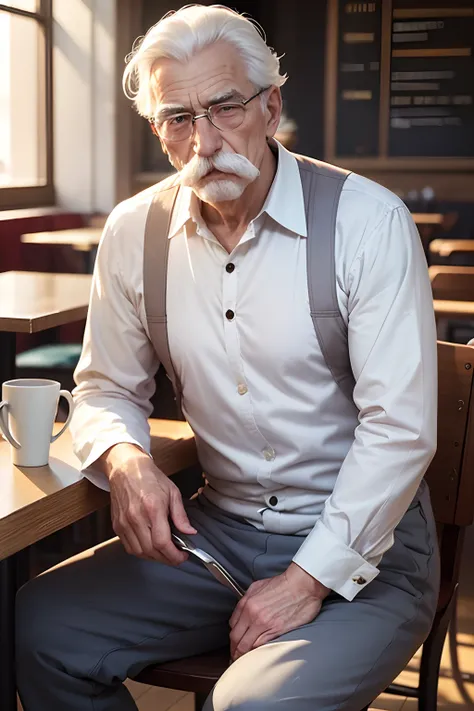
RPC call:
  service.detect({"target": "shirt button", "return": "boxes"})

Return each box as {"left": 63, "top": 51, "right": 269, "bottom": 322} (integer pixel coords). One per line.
{"left": 352, "top": 576, "right": 367, "bottom": 585}
{"left": 237, "top": 383, "right": 248, "bottom": 395}
{"left": 225, "top": 309, "right": 235, "bottom": 320}
{"left": 226, "top": 263, "right": 235, "bottom": 273}
{"left": 269, "top": 496, "right": 278, "bottom": 507}
{"left": 263, "top": 446, "right": 275, "bottom": 461}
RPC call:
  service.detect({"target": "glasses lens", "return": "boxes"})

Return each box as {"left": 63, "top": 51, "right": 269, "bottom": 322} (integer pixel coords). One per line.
{"left": 159, "top": 114, "right": 193, "bottom": 142}
{"left": 210, "top": 104, "right": 245, "bottom": 131}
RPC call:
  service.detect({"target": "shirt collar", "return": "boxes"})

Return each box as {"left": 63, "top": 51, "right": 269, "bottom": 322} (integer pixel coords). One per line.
{"left": 167, "top": 139, "right": 307, "bottom": 239}
{"left": 258, "top": 140, "right": 307, "bottom": 237}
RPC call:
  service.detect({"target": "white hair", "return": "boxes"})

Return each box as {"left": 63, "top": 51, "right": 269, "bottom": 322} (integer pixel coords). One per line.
{"left": 123, "top": 4, "right": 287, "bottom": 118}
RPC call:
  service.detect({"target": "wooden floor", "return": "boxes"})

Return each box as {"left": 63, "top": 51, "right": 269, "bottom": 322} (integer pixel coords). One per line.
{"left": 17, "top": 523, "right": 474, "bottom": 710}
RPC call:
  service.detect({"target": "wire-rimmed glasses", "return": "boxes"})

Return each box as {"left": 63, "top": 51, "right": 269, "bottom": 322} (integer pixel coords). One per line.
{"left": 150, "top": 87, "right": 269, "bottom": 142}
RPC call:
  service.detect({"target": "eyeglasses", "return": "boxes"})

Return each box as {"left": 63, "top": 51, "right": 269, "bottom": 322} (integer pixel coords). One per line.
{"left": 150, "top": 87, "right": 269, "bottom": 143}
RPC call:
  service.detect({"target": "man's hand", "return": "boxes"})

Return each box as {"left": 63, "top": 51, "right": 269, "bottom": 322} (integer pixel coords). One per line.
{"left": 229, "top": 562, "right": 330, "bottom": 661}
{"left": 101, "top": 443, "right": 197, "bottom": 565}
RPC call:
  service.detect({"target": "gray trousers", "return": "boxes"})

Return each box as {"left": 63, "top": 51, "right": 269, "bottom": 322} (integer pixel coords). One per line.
{"left": 16, "top": 483, "right": 439, "bottom": 711}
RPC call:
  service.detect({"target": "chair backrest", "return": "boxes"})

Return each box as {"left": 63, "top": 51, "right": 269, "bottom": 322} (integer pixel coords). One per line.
{"left": 426, "top": 341, "right": 474, "bottom": 612}
{"left": 427, "top": 341, "right": 474, "bottom": 528}
{"left": 429, "top": 266, "right": 474, "bottom": 302}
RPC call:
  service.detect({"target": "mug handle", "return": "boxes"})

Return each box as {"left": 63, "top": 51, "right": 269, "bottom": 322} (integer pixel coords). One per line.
{"left": 0, "top": 401, "right": 21, "bottom": 449}
{"left": 51, "top": 391, "right": 75, "bottom": 443}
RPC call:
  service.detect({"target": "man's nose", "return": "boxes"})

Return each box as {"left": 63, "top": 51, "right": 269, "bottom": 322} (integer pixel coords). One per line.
{"left": 192, "top": 116, "right": 223, "bottom": 158}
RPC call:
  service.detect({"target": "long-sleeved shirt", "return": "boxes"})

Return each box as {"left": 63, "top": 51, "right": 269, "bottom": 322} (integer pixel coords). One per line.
{"left": 71, "top": 141, "right": 437, "bottom": 601}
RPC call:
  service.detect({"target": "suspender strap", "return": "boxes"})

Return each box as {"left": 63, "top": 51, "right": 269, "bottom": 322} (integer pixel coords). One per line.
{"left": 296, "top": 159, "right": 355, "bottom": 401}
{"left": 143, "top": 181, "right": 182, "bottom": 415}
{"left": 143, "top": 156, "right": 356, "bottom": 413}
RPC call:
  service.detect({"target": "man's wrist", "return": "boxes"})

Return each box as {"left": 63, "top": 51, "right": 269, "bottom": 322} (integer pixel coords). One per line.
{"left": 98, "top": 442, "right": 150, "bottom": 480}
{"left": 286, "top": 562, "right": 331, "bottom": 600}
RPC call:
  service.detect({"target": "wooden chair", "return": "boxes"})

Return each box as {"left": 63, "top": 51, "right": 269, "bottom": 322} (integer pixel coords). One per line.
{"left": 429, "top": 265, "right": 474, "bottom": 302}
{"left": 429, "top": 267, "right": 474, "bottom": 341}
{"left": 134, "top": 341, "right": 474, "bottom": 711}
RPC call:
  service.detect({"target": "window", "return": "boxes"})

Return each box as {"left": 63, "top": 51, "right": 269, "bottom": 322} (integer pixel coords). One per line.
{"left": 0, "top": 1, "right": 53, "bottom": 209}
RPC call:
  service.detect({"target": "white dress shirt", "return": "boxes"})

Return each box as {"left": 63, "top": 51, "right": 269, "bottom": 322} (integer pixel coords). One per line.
{"left": 71, "top": 141, "right": 437, "bottom": 601}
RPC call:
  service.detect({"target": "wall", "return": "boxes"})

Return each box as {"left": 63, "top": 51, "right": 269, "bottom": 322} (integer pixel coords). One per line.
{"left": 260, "top": 0, "right": 327, "bottom": 161}
{"left": 265, "top": 2, "right": 474, "bottom": 201}
{"left": 53, "top": 0, "right": 116, "bottom": 213}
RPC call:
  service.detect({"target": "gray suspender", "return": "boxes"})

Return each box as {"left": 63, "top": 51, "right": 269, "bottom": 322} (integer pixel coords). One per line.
{"left": 143, "top": 177, "right": 182, "bottom": 411}
{"left": 143, "top": 157, "right": 355, "bottom": 416}
{"left": 296, "top": 158, "right": 355, "bottom": 401}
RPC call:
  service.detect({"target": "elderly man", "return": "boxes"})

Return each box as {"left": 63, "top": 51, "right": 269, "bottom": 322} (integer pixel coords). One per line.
{"left": 16, "top": 5, "right": 439, "bottom": 711}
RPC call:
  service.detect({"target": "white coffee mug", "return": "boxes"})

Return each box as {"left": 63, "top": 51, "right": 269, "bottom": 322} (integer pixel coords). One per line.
{"left": 0, "top": 379, "right": 75, "bottom": 467}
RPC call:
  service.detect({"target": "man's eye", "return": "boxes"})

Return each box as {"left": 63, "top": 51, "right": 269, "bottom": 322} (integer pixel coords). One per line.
{"left": 216, "top": 104, "right": 239, "bottom": 114}
{"left": 170, "top": 115, "right": 189, "bottom": 126}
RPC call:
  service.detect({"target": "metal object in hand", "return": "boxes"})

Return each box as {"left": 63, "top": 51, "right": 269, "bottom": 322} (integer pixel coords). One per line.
{"left": 172, "top": 533, "right": 245, "bottom": 598}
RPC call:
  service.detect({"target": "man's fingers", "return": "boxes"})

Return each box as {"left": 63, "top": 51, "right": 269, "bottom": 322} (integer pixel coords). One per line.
{"left": 149, "top": 515, "right": 188, "bottom": 566}
{"left": 229, "top": 607, "right": 251, "bottom": 657}
{"left": 169, "top": 489, "right": 197, "bottom": 535}
{"left": 229, "top": 596, "right": 246, "bottom": 629}
{"left": 128, "top": 516, "right": 160, "bottom": 559}
{"left": 119, "top": 527, "right": 144, "bottom": 557}
{"left": 230, "top": 622, "right": 265, "bottom": 660}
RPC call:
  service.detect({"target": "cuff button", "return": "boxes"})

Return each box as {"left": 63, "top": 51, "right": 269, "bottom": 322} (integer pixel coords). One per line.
{"left": 352, "top": 576, "right": 367, "bottom": 585}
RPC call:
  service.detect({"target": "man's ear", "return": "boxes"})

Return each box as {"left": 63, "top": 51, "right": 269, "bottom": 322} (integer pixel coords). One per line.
{"left": 265, "top": 86, "right": 283, "bottom": 140}
{"left": 150, "top": 122, "right": 169, "bottom": 157}
{"left": 159, "top": 136, "right": 169, "bottom": 157}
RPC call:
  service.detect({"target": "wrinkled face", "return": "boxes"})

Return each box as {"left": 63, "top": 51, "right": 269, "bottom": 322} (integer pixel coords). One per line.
{"left": 150, "top": 41, "right": 281, "bottom": 203}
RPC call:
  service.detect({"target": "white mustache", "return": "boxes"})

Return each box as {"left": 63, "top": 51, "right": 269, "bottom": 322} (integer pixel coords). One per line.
{"left": 180, "top": 151, "right": 260, "bottom": 187}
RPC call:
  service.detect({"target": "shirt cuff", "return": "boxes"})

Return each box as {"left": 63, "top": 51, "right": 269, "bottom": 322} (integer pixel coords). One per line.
{"left": 292, "top": 518, "right": 379, "bottom": 601}
{"left": 78, "top": 436, "right": 151, "bottom": 492}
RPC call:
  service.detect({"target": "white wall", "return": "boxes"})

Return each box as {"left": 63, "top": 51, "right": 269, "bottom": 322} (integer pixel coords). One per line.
{"left": 53, "top": 0, "right": 117, "bottom": 213}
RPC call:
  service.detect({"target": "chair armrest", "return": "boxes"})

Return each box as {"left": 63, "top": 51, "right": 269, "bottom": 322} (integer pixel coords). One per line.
{"left": 149, "top": 418, "right": 198, "bottom": 476}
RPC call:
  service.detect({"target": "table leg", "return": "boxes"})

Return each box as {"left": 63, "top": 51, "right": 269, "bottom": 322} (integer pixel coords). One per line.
{"left": 0, "top": 551, "right": 29, "bottom": 711}
{"left": 0, "top": 332, "right": 16, "bottom": 386}
{"left": 86, "top": 246, "right": 97, "bottom": 274}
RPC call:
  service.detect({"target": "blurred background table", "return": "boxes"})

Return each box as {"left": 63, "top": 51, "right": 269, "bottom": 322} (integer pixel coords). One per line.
{"left": 430, "top": 239, "right": 474, "bottom": 262}
{"left": 412, "top": 213, "right": 443, "bottom": 226}
{"left": 21, "top": 227, "right": 102, "bottom": 273}
{"left": 0, "top": 271, "right": 92, "bottom": 386}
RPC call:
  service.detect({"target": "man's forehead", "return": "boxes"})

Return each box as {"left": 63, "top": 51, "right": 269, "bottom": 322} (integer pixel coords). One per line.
{"left": 154, "top": 88, "right": 246, "bottom": 118}
{"left": 151, "top": 44, "right": 251, "bottom": 109}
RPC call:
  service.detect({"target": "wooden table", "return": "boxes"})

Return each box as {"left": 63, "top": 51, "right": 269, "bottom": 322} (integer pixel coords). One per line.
{"left": 0, "top": 418, "right": 196, "bottom": 710}
{"left": 411, "top": 214, "right": 444, "bottom": 262}
{"left": 0, "top": 271, "right": 92, "bottom": 386}
{"left": 434, "top": 300, "right": 474, "bottom": 321}
{"left": 430, "top": 239, "right": 474, "bottom": 258}
{"left": 21, "top": 228, "right": 102, "bottom": 273}
{"left": 21, "top": 227, "right": 102, "bottom": 252}
{"left": 412, "top": 213, "right": 443, "bottom": 226}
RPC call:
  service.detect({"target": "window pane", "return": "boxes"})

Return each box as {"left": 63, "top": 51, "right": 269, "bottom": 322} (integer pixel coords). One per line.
{"left": 0, "top": 11, "right": 47, "bottom": 188}
{"left": 2, "top": 2, "right": 38, "bottom": 12}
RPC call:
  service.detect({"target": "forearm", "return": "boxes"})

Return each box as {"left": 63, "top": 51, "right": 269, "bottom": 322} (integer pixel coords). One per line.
{"left": 293, "top": 424, "right": 435, "bottom": 601}
{"left": 69, "top": 390, "right": 155, "bottom": 491}
{"left": 96, "top": 442, "right": 152, "bottom": 480}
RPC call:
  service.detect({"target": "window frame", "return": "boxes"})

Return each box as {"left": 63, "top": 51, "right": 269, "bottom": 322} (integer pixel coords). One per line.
{"left": 0, "top": 0, "right": 54, "bottom": 210}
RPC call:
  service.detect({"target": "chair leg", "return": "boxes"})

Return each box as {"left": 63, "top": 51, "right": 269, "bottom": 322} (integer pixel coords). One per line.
{"left": 448, "top": 588, "right": 474, "bottom": 705}
{"left": 418, "top": 585, "right": 458, "bottom": 711}
{"left": 448, "top": 587, "right": 462, "bottom": 685}
{"left": 195, "top": 691, "right": 208, "bottom": 711}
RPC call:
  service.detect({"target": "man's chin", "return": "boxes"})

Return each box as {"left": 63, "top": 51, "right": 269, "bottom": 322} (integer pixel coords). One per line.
{"left": 193, "top": 179, "right": 246, "bottom": 203}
